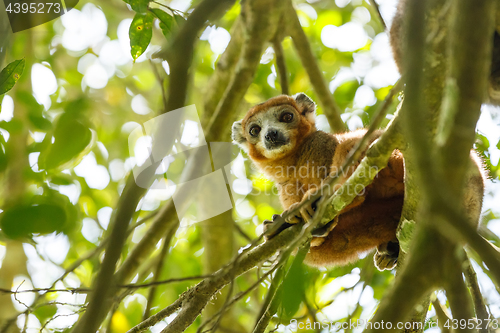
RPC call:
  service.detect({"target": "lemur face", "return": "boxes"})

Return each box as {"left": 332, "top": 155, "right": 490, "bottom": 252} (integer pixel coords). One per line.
{"left": 232, "top": 93, "right": 317, "bottom": 161}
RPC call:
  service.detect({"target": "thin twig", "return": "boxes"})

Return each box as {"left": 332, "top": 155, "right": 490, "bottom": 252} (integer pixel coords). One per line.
{"left": 13, "top": 281, "right": 31, "bottom": 310}
{"left": 40, "top": 308, "right": 86, "bottom": 332}
{"left": 0, "top": 275, "right": 213, "bottom": 295}
{"left": 253, "top": 242, "right": 310, "bottom": 333}
{"left": 152, "top": 1, "right": 186, "bottom": 16}
{"left": 197, "top": 261, "right": 282, "bottom": 333}
{"left": 143, "top": 226, "right": 177, "bottom": 319}
{"left": 149, "top": 59, "right": 168, "bottom": 112}
{"left": 233, "top": 220, "right": 253, "bottom": 243}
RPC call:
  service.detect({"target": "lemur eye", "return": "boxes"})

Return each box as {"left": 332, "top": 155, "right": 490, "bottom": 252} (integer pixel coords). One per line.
{"left": 249, "top": 125, "right": 261, "bottom": 137}
{"left": 280, "top": 112, "right": 294, "bottom": 123}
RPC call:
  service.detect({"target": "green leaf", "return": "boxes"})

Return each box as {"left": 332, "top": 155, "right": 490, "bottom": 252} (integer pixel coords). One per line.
{"left": 123, "top": 0, "right": 151, "bottom": 13}
{"left": 130, "top": 13, "right": 154, "bottom": 61}
{"left": 280, "top": 258, "right": 307, "bottom": 319}
{"left": 333, "top": 80, "right": 360, "bottom": 109}
{"left": 33, "top": 303, "right": 58, "bottom": 323}
{"left": 49, "top": 174, "right": 75, "bottom": 186}
{"left": 150, "top": 8, "right": 174, "bottom": 39}
{"left": 13, "top": 91, "right": 52, "bottom": 131}
{"left": 0, "top": 58, "right": 25, "bottom": 95}
{"left": 0, "top": 119, "right": 24, "bottom": 134}
{"left": 0, "top": 188, "right": 78, "bottom": 239}
{"left": 16, "top": 90, "right": 43, "bottom": 112}
{"left": 64, "top": 97, "right": 90, "bottom": 115}
{"left": 0, "top": 203, "right": 67, "bottom": 239}
{"left": 28, "top": 114, "right": 52, "bottom": 131}
{"left": 38, "top": 113, "right": 94, "bottom": 170}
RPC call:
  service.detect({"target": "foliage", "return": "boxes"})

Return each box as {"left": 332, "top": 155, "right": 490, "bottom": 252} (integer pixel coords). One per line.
{"left": 0, "top": 58, "right": 25, "bottom": 95}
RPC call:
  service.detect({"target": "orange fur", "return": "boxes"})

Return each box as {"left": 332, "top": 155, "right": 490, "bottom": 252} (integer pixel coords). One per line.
{"left": 241, "top": 95, "right": 298, "bottom": 130}
{"left": 305, "top": 197, "right": 404, "bottom": 267}
{"left": 234, "top": 94, "right": 405, "bottom": 269}
{"left": 234, "top": 94, "right": 483, "bottom": 270}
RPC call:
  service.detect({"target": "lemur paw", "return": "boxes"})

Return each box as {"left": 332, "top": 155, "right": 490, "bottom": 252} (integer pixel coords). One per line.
{"left": 283, "top": 196, "right": 322, "bottom": 224}
{"left": 310, "top": 237, "right": 326, "bottom": 247}
{"left": 263, "top": 214, "right": 293, "bottom": 240}
{"left": 311, "top": 216, "right": 338, "bottom": 238}
{"left": 373, "top": 240, "right": 399, "bottom": 271}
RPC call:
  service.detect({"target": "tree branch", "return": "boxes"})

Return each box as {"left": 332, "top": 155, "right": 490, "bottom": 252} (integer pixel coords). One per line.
{"left": 126, "top": 224, "right": 303, "bottom": 333}
{"left": 443, "top": 250, "right": 475, "bottom": 333}
{"left": 364, "top": 227, "right": 440, "bottom": 333}
{"left": 431, "top": 297, "right": 452, "bottom": 333}
{"left": 285, "top": 0, "right": 346, "bottom": 133}
{"left": 436, "top": 0, "right": 495, "bottom": 190}
{"left": 272, "top": 34, "right": 289, "bottom": 95}
{"left": 464, "top": 259, "right": 491, "bottom": 333}
{"left": 143, "top": 225, "right": 178, "bottom": 319}
{"left": 72, "top": 176, "right": 148, "bottom": 333}
{"left": 252, "top": 243, "right": 310, "bottom": 333}
{"left": 368, "top": 0, "right": 386, "bottom": 30}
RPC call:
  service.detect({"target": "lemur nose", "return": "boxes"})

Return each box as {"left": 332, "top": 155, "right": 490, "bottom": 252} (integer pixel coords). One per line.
{"left": 265, "top": 129, "right": 279, "bottom": 143}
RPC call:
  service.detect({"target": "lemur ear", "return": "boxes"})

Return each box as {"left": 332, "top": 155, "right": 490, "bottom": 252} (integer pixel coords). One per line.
{"left": 293, "top": 93, "right": 316, "bottom": 123}
{"left": 231, "top": 120, "right": 249, "bottom": 152}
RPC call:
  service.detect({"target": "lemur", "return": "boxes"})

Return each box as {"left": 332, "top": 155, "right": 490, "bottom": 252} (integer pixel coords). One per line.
{"left": 232, "top": 93, "right": 485, "bottom": 271}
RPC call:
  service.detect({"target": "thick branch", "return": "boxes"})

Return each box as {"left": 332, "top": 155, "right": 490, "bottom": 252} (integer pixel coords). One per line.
{"left": 157, "top": 0, "right": 236, "bottom": 113}
{"left": 285, "top": 0, "right": 346, "bottom": 133}
{"left": 436, "top": 0, "right": 495, "bottom": 189}
{"left": 319, "top": 117, "right": 403, "bottom": 228}
{"left": 365, "top": 226, "right": 441, "bottom": 333}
